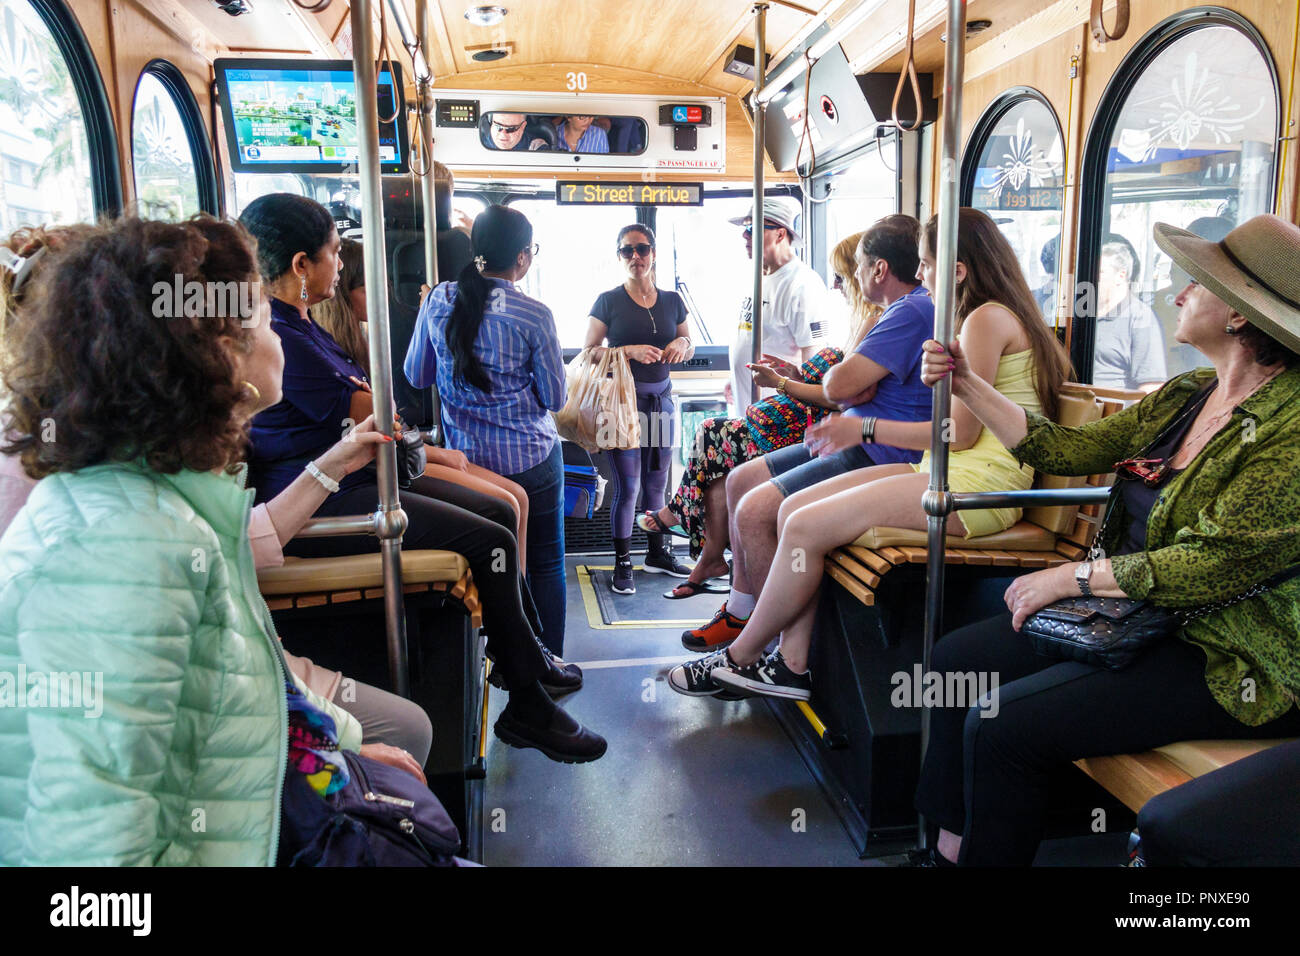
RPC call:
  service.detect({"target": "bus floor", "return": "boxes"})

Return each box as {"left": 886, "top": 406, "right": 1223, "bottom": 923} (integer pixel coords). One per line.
{"left": 482, "top": 555, "right": 1136, "bottom": 866}
{"left": 482, "top": 555, "right": 874, "bottom": 866}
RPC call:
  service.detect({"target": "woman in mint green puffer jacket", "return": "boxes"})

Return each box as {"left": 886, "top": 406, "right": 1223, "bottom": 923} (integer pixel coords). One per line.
{"left": 0, "top": 216, "right": 363, "bottom": 866}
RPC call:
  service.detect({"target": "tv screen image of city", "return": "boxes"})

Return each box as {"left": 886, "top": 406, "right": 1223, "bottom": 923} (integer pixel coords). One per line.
{"left": 220, "top": 63, "right": 403, "bottom": 168}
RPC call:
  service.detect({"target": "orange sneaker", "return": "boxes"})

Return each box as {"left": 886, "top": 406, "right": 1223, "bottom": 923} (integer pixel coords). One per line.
{"left": 681, "top": 602, "right": 746, "bottom": 652}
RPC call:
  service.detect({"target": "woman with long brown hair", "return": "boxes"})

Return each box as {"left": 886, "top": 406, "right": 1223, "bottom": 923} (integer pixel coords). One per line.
{"left": 667, "top": 207, "right": 1072, "bottom": 700}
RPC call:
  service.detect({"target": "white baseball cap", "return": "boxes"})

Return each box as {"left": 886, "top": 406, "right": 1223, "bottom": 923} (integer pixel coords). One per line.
{"left": 728, "top": 196, "right": 802, "bottom": 238}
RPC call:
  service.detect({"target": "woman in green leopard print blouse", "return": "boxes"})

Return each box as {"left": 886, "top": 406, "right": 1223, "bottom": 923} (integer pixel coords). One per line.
{"left": 910, "top": 214, "right": 1300, "bottom": 866}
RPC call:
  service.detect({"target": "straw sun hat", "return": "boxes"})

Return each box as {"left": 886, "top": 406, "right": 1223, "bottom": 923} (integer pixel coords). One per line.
{"left": 1154, "top": 214, "right": 1300, "bottom": 355}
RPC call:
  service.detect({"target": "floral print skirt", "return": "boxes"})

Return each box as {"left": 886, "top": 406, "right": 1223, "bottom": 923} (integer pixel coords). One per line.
{"left": 666, "top": 417, "right": 761, "bottom": 559}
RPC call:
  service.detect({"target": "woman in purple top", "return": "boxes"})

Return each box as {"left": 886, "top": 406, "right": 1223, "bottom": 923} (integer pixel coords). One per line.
{"left": 240, "top": 193, "right": 605, "bottom": 765}
{"left": 584, "top": 224, "right": 694, "bottom": 595}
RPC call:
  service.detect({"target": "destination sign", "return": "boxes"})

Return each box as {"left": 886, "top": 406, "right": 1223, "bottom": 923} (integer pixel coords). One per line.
{"left": 972, "top": 186, "right": 1063, "bottom": 212}
{"left": 556, "top": 181, "right": 704, "bottom": 206}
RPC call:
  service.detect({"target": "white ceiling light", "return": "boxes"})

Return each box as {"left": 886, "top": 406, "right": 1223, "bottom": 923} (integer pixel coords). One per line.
{"left": 465, "top": 5, "right": 508, "bottom": 27}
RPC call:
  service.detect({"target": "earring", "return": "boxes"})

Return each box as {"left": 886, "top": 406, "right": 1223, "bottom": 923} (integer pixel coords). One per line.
{"left": 299, "top": 276, "right": 308, "bottom": 303}
{"left": 1225, "top": 324, "right": 1240, "bottom": 335}
{"left": 242, "top": 381, "right": 262, "bottom": 406}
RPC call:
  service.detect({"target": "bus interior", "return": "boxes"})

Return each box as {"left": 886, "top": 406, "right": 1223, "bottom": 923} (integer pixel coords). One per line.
{"left": 1, "top": 0, "right": 1298, "bottom": 877}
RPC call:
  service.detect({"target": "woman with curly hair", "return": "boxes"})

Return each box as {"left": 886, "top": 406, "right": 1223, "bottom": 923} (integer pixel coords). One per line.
{"left": 637, "top": 231, "right": 880, "bottom": 599}
{"left": 0, "top": 222, "right": 434, "bottom": 772}
{"left": 0, "top": 215, "right": 387, "bottom": 864}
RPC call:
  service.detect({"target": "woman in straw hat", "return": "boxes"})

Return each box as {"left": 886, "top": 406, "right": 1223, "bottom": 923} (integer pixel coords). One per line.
{"left": 909, "top": 214, "right": 1300, "bottom": 866}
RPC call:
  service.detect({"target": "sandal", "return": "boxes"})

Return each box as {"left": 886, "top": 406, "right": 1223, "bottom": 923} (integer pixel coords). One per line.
{"left": 636, "top": 511, "right": 689, "bottom": 539}
{"left": 664, "top": 579, "right": 730, "bottom": 599}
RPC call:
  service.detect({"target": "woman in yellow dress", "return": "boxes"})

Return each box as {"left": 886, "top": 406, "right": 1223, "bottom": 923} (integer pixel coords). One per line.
{"left": 668, "top": 208, "right": 1072, "bottom": 699}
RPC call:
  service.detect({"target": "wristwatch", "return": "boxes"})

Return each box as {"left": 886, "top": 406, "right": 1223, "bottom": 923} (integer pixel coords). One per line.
{"left": 777, "top": 376, "right": 789, "bottom": 394}
{"left": 1075, "top": 561, "right": 1094, "bottom": 597}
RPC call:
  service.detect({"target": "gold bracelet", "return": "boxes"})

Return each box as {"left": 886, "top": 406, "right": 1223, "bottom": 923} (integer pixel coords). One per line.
{"left": 777, "top": 376, "right": 789, "bottom": 394}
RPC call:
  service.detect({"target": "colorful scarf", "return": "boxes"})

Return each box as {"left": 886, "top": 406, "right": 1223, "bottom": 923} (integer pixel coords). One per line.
{"left": 285, "top": 681, "right": 350, "bottom": 797}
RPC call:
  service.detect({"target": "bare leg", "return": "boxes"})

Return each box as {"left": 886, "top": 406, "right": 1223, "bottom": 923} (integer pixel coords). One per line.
{"left": 937, "top": 829, "right": 961, "bottom": 864}
{"left": 424, "top": 461, "right": 528, "bottom": 574}
{"left": 728, "top": 470, "right": 964, "bottom": 666}
{"left": 466, "top": 463, "right": 529, "bottom": 575}
{"left": 733, "top": 481, "right": 785, "bottom": 598}
{"left": 725, "top": 457, "right": 777, "bottom": 597}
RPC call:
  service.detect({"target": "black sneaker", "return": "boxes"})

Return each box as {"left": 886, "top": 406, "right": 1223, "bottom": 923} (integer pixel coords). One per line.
{"left": 666, "top": 647, "right": 732, "bottom": 697}
{"left": 711, "top": 650, "right": 812, "bottom": 701}
{"left": 642, "top": 550, "right": 692, "bottom": 578}
{"left": 611, "top": 556, "right": 635, "bottom": 594}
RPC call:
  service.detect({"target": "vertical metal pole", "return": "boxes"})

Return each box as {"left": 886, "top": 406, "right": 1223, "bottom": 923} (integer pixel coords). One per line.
{"left": 918, "top": 0, "right": 966, "bottom": 849}
{"left": 351, "top": 0, "right": 410, "bottom": 696}
{"left": 415, "top": 0, "right": 439, "bottom": 287}
{"left": 750, "top": 3, "right": 768, "bottom": 405}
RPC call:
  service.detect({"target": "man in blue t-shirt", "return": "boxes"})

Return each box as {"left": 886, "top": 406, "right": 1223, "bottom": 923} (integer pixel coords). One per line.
{"left": 683, "top": 214, "right": 935, "bottom": 651}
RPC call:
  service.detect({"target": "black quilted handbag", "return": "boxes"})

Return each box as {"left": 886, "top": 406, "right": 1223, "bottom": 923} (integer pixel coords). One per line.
{"left": 1023, "top": 474, "right": 1300, "bottom": 670}
{"left": 1023, "top": 597, "right": 1177, "bottom": 671}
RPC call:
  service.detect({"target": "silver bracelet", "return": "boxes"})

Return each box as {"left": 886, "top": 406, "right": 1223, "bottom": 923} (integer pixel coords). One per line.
{"left": 305, "top": 460, "right": 340, "bottom": 494}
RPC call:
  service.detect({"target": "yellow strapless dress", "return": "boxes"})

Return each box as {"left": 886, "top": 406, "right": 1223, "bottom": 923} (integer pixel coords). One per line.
{"left": 914, "top": 348, "right": 1040, "bottom": 538}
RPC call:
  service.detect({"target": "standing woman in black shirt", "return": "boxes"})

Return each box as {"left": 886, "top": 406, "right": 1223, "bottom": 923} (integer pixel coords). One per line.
{"left": 584, "top": 224, "right": 694, "bottom": 594}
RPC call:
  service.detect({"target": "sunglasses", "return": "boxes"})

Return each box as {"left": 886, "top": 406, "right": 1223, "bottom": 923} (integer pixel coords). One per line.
{"left": 525, "top": 242, "right": 540, "bottom": 256}
{"left": 742, "top": 221, "right": 784, "bottom": 238}
{"left": 1115, "top": 457, "right": 1171, "bottom": 489}
{"left": 491, "top": 121, "right": 525, "bottom": 134}
{"left": 832, "top": 274, "right": 846, "bottom": 290}
{"left": 618, "top": 243, "right": 653, "bottom": 259}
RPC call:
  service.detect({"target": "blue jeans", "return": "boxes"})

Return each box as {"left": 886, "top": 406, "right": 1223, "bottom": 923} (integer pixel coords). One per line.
{"left": 764, "top": 441, "right": 877, "bottom": 497}
{"left": 506, "top": 440, "right": 566, "bottom": 656}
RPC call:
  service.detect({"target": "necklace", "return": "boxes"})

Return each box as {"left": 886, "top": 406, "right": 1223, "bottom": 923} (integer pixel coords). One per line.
{"left": 626, "top": 283, "right": 658, "bottom": 333}
{"left": 1171, "top": 367, "right": 1283, "bottom": 466}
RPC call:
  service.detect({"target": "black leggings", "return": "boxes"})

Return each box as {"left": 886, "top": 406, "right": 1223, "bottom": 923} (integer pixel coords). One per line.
{"left": 284, "top": 474, "right": 547, "bottom": 689}
{"left": 1138, "top": 739, "right": 1300, "bottom": 866}
{"left": 913, "top": 612, "right": 1300, "bottom": 865}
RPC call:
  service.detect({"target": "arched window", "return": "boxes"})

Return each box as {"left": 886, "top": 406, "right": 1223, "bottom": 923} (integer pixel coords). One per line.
{"left": 0, "top": 0, "right": 119, "bottom": 231}
{"left": 131, "top": 61, "right": 218, "bottom": 220}
{"left": 961, "top": 88, "right": 1066, "bottom": 325}
{"left": 1078, "top": 10, "right": 1280, "bottom": 388}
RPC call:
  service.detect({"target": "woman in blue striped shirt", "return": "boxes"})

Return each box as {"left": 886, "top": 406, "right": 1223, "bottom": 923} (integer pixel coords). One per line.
{"left": 556, "top": 115, "right": 610, "bottom": 154}
{"left": 406, "top": 205, "right": 571, "bottom": 660}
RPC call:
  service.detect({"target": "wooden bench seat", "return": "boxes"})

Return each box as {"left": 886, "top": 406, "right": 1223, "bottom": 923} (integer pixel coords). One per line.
{"left": 257, "top": 550, "right": 481, "bottom": 627}
{"left": 1075, "top": 738, "right": 1298, "bottom": 813}
{"left": 825, "top": 386, "right": 1122, "bottom": 603}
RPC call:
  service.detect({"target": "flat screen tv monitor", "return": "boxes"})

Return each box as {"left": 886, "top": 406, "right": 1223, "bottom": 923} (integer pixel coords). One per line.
{"left": 214, "top": 58, "right": 409, "bottom": 174}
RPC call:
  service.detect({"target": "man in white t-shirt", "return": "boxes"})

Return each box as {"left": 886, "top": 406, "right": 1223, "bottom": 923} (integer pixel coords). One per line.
{"left": 726, "top": 197, "right": 834, "bottom": 415}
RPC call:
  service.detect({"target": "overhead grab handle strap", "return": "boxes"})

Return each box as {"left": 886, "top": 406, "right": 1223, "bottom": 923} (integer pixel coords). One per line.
{"left": 1090, "top": 0, "right": 1130, "bottom": 44}
{"left": 891, "top": 0, "right": 924, "bottom": 133}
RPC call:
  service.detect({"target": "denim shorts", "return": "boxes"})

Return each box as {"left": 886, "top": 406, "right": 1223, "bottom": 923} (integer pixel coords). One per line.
{"left": 765, "top": 442, "right": 876, "bottom": 497}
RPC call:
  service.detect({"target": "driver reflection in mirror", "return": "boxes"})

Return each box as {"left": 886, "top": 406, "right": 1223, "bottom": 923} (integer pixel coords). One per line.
{"left": 489, "top": 112, "right": 549, "bottom": 151}
{"left": 556, "top": 115, "right": 609, "bottom": 153}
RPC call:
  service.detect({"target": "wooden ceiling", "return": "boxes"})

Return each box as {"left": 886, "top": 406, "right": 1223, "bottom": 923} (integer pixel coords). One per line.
{"left": 163, "top": 1, "right": 1088, "bottom": 93}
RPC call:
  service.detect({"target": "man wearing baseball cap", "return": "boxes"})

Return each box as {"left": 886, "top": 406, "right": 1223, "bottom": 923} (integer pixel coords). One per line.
{"left": 725, "top": 196, "right": 836, "bottom": 415}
